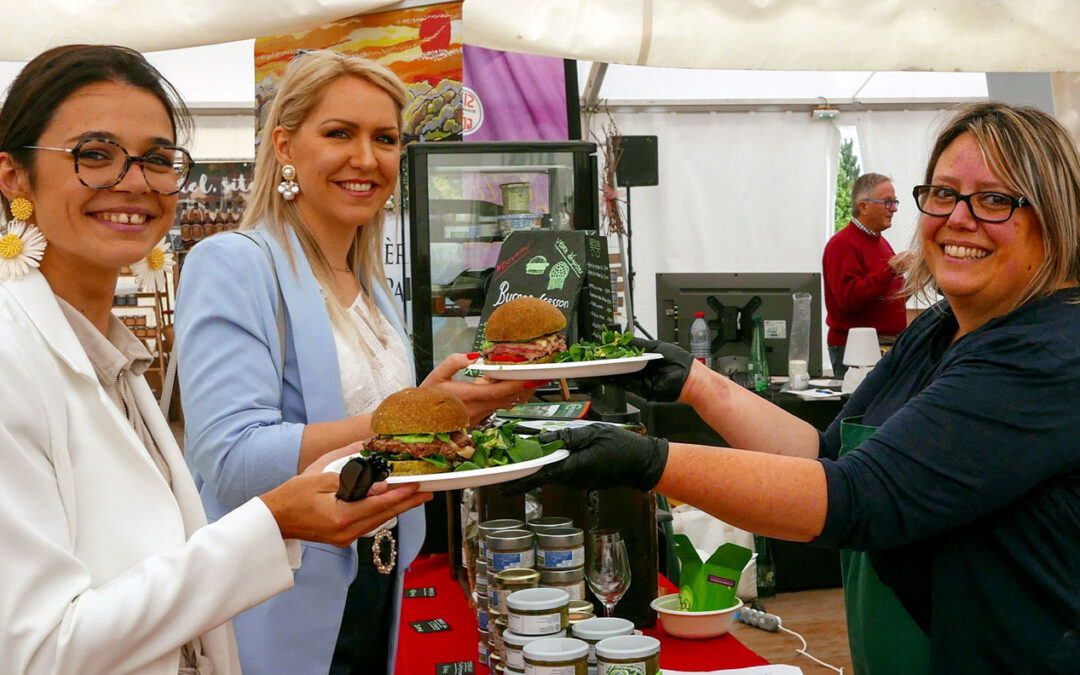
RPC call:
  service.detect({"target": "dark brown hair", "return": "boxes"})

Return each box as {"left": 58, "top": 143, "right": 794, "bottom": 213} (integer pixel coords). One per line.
{"left": 0, "top": 44, "right": 191, "bottom": 207}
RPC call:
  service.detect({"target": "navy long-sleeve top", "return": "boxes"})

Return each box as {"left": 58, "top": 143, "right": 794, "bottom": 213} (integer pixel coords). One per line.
{"left": 813, "top": 288, "right": 1080, "bottom": 672}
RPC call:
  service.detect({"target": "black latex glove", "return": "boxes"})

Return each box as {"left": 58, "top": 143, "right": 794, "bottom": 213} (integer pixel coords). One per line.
{"left": 601, "top": 338, "right": 694, "bottom": 403}
{"left": 504, "top": 424, "right": 669, "bottom": 494}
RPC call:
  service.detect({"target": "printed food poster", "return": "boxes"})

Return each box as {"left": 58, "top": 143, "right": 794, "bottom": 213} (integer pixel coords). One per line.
{"left": 469, "top": 231, "right": 613, "bottom": 353}
{"left": 254, "top": 3, "right": 463, "bottom": 144}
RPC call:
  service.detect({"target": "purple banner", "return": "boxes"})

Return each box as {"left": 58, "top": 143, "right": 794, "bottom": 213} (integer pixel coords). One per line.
{"left": 461, "top": 45, "right": 569, "bottom": 141}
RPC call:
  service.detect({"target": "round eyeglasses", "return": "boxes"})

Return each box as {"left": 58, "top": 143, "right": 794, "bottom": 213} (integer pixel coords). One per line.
{"left": 22, "top": 138, "right": 194, "bottom": 195}
{"left": 913, "top": 184, "right": 1030, "bottom": 224}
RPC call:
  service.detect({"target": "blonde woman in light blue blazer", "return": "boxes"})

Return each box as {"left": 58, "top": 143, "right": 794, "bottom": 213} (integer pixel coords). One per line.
{"left": 175, "top": 51, "right": 528, "bottom": 675}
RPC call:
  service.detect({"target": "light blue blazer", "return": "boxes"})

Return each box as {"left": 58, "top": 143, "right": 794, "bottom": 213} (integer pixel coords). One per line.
{"left": 174, "top": 224, "right": 424, "bottom": 675}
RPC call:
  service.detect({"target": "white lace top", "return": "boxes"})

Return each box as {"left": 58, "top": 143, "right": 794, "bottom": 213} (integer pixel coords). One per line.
{"left": 332, "top": 294, "right": 413, "bottom": 416}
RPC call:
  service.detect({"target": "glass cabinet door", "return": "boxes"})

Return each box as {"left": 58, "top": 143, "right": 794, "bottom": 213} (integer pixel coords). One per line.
{"left": 408, "top": 143, "right": 596, "bottom": 378}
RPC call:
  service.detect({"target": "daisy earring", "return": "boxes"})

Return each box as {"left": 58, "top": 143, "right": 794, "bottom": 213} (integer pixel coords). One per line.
{"left": 277, "top": 164, "right": 299, "bottom": 201}
{"left": 0, "top": 197, "right": 47, "bottom": 281}
{"left": 131, "top": 238, "right": 175, "bottom": 293}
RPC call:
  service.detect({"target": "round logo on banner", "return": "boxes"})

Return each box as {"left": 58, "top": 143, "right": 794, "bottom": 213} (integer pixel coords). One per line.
{"left": 461, "top": 86, "right": 484, "bottom": 136}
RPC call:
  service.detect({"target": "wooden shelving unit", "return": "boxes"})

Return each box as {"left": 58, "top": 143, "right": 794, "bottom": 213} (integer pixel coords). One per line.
{"left": 114, "top": 266, "right": 175, "bottom": 398}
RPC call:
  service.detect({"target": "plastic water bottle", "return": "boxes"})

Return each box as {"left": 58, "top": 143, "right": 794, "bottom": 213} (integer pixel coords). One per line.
{"left": 748, "top": 315, "right": 770, "bottom": 392}
{"left": 690, "top": 311, "right": 712, "bottom": 368}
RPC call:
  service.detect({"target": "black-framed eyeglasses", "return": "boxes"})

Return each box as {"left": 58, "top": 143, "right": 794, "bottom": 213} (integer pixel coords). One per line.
{"left": 22, "top": 138, "right": 194, "bottom": 195}
{"left": 864, "top": 197, "right": 900, "bottom": 210}
{"left": 913, "top": 184, "right": 1030, "bottom": 224}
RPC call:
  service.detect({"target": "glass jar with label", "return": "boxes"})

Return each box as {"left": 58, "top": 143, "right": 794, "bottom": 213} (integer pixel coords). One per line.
{"left": 507, "top": 587, "right": 570, "bottom": 636}
{"left": 478, "top": 592, "right": 490, "bottom": 632}
{"left": 492, "top": 567, "right": 540, "bottom": 616}
{"left": 522, "top": 637, "right": 589, "bottom": 675}
{"left": 480, "top": 519, "right": 525, "bottom": 559}
{"left": 476, "top": 556, "right": 489, "bottom": 589}
{"left": 571, "top": 617, "right": 635, "bottom": 666}
{"left": 488, "top": 529, "right": 536, "bottom": 572}
{"left": 595, "top": 635, "right": 660, "bottom": 675}
{"left": 478, "top": 627, "right": 490, "bottom": 665}
{"left": 493, "top": 614, "right": 510, "bottom": 661}
{"left": 539, "top": 566, "right": 586, "bottom": 601}
{"left": 502, "top": 628, "right": 567, "bottom": 671}
{"left": 537, "top": 527, "right": 585, "bottom": 569}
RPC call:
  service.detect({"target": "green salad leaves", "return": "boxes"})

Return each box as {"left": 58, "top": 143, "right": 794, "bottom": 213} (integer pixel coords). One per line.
{"left": 438, "top": 421, "right": 564, "bottom": 473}
{"left": 554, "top": 330, "right": 643, "bottom": 362}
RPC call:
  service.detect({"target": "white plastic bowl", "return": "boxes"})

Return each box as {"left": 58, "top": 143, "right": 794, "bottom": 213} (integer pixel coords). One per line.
{"left": 650, "top": 593, "right": 743, "bottom": 640}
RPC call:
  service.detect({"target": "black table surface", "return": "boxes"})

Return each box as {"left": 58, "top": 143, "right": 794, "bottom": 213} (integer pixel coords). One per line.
{"left": 630, "top": 385, "right": 847, "bottom": 593}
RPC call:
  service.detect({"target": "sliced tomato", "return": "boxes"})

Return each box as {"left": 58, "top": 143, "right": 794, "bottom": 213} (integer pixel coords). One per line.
{"left": 487, "top": 354, "right": 528, "bottom": 362}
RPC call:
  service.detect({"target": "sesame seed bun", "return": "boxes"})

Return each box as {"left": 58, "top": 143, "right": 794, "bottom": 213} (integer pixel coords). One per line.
{"left": 484, "top": 297, "right": 567, "bottom": 342}
{"left": 371, "top": 387, "right": 469, "bottom": 435}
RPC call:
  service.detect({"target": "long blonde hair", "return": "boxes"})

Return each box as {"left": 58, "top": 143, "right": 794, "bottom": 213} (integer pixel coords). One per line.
{"left": 901, "top": 102, "right": 1080, "bottom": 308}
{"left": 242, "top": 50, "right": 406, "bottom": 338}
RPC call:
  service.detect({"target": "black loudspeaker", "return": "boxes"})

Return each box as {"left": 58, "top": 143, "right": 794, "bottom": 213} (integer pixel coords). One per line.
{"left": 615, "top": 135, "right": 659, "bottom": 187}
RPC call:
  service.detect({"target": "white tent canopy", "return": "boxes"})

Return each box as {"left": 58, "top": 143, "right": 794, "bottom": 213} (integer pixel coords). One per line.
{"left": 0, "top": 0, "right": 399, "bottom": 61}
{"left": 465, "top": 0, "right": 1080, "bottom": 72}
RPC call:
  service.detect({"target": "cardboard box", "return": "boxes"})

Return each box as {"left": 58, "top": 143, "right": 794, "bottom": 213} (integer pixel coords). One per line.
{"left": 672, "top": 535, "right": 753, "bottom": 611}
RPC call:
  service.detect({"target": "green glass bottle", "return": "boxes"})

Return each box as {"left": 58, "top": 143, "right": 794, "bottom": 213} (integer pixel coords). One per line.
{"left": 748, "top": 315, "right": 770, "bottom": 392}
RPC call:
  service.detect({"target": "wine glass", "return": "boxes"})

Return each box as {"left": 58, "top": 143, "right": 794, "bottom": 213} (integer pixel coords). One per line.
{"left": 586, "top": 529, "right": 631, "bottom": 617}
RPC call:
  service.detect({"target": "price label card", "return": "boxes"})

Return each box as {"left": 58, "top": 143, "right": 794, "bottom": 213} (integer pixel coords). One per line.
{"left": 436, "top": 662, "right": 474, "bottom": 675}
{"left": 405, "top": 587, "right": 437, "bottom": 598}
{"left": 410, "top": 618, "right": 451, "bottom": 634}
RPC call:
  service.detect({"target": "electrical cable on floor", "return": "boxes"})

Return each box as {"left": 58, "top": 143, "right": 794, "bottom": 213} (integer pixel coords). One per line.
{"left": 739, "top": 605, "right": 845, "bottom": 674}
{"left": 777, "top": 621, "right": 845, "bottom": 675}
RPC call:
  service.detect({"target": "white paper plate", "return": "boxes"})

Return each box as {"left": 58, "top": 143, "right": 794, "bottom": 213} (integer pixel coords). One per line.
{"left": 809, "top": 378, "right": 844, "bottom": 388}
{"left": 469, "top": 353, "right": 663, "bottom": 380}
{"left": 323, "top": 449, "right": 568, "bottom": 492}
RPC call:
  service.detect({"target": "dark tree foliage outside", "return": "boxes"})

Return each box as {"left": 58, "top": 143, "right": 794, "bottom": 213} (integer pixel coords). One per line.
{"left": 834, "top": 137, "right": 861, "bottom": 233}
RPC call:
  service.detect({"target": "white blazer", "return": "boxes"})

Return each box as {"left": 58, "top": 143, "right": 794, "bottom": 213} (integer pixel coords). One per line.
{"left": 0, "top": 271, "right": 299, "bottom": 675}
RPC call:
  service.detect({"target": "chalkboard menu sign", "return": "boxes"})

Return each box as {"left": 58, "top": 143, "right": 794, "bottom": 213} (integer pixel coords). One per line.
{"left": 470, "top": 231, "right": 614, "bottom": 352}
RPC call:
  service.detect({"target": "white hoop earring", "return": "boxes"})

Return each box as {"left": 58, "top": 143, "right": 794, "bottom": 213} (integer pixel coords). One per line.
{"left": 277, "top": 164, "right": 299, "bottom": 201}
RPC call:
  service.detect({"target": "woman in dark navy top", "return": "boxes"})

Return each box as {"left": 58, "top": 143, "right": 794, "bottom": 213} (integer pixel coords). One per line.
{"left": 517, "top": 103, "right": 1080, "bottom": 674}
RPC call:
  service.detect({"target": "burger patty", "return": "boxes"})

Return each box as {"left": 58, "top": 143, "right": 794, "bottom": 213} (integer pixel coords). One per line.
{"left": 368, "top": 430, "right": 475, "bottom": 459}
{"left": 482, "top": 333, "right": 567, "bottom": 361}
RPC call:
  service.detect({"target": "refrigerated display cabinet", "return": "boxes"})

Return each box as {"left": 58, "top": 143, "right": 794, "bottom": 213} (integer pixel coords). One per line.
{"left": 404, "top": 141, "right": 598, "bottom": 379}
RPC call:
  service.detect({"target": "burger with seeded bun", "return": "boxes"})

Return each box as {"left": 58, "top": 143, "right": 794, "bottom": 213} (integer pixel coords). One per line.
{"left": 366, "top": 388, "right": 475, "bottom": 475}
{"left": 481, "top": 296, "right": 568, "bottom": 365}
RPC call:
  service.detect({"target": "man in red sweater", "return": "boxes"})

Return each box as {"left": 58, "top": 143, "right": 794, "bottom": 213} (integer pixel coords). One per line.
{"left": 823, "top": 173, "right": 908, "bottom": 377}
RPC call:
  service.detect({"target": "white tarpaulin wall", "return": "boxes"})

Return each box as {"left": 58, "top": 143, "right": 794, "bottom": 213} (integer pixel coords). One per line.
{"left": 598, "top": 108, "right": 948, "bottom": 338}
